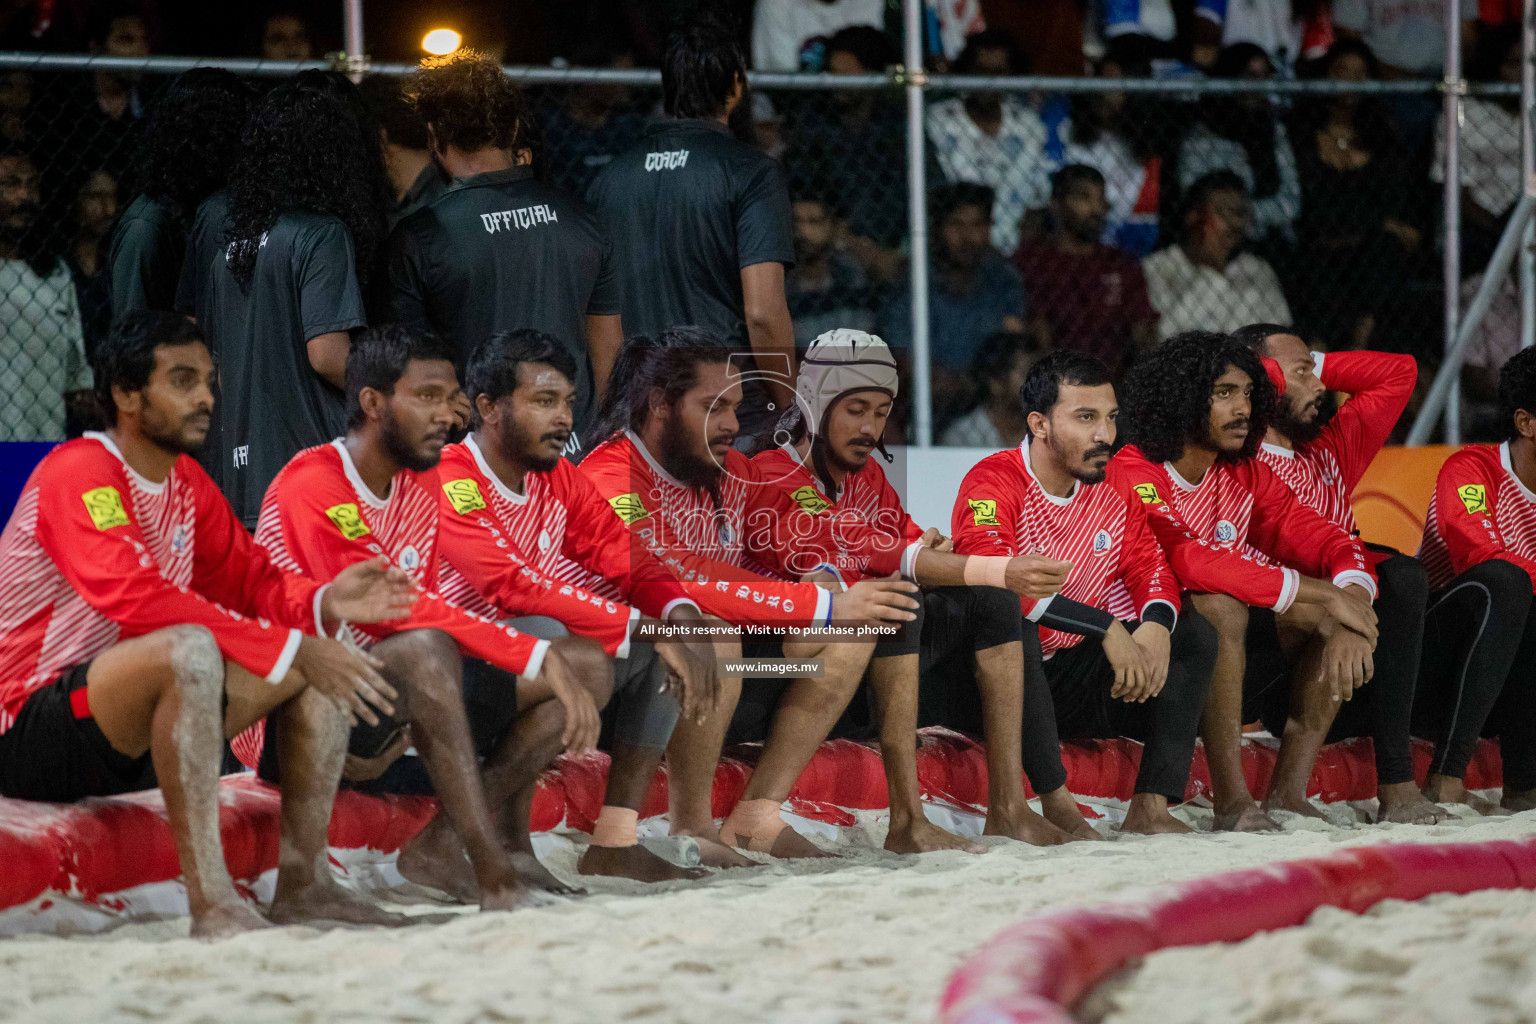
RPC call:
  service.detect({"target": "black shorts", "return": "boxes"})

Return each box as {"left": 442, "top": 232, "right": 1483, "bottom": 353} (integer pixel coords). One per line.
{"left": 0, "top": 663, "right": 157, "bottom": 801}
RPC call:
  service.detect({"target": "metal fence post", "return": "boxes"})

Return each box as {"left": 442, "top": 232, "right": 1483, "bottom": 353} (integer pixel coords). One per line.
{"left": 1443, "top": 3, "right": 1464, "bottom": 443}
{"left": 343, "top": 0, "right": 365, "bottom": 82}
{"left": 903, "top": 0, "right": 932, "bottom": 448}
{"left": 1522, "top": 0, "right": 1535, "bottom": 350}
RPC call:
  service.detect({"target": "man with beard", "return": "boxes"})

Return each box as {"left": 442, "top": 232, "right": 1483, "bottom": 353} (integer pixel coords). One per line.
{"left": 581, "top": 327, "right": 925, "bottom": 860}
{"left": 249, "top": 326, "right": 618, "bottom": 907}
{"left": 0, "top": 311, "right": 420, "bottom": 935}
{"left": 1013, "top": 165, "right": 1158, "bottom": 374}
{"left": 953, "top": 351, "right": 1217, "bottom": 834}
{"left": 1115, "top": 331, "right": 1441, "bottom": 830}
{"left": 0, "top": 147, "right": 91, "bottom": 441}
{"left": 784, "top": 191, "right": 875, "bottom": 345}
{"left": 751, "top": 330, "right": 1093, "bottom": 848}
{"left": 432, "top": 328, "right": 721, "bottom": 883}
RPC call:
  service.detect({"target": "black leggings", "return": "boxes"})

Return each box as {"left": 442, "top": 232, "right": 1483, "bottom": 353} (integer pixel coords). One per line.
{"left": 1036, "top": 612, "right": 1218, "bottom": 802}
{"left": 1415, "top": 558, "right": 1536, "bottom": 791}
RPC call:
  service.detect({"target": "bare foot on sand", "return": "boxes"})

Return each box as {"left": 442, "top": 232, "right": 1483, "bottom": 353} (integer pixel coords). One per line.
{"left": 269, "top": 881, "right": 412, "bottom": 928}
{"left": 1119, "top": 795, "right": 1193, "bottom": 835}
{"left": 190, "top": 899, "right": 272, "bottom": 939}
{"left": 1262, "top": 793, "right": 1328, "bottom": 820}
{"left": 669, "top": 825, "right": 757, "bottom": 868}
{"left": 1212, "top": 801, "right": 1281, "bottom": 832}
{"left": 1376, "top": 782, "right": 1453, "bottom": 824}
{"left": 1038, "top": 789, "right": 1106, "bottom": 841}
{"left": 397, "top": 822, "right": 478, "bottom": 904}
{"left": 578, "top": 844, "right": 708, "bottom": 882}
{"left": 983, "top": 803, "right": 1076, "bottom": 846}
{"left": 1500, "top": 787, "right": 1536, "bottom": 813}
{"left": 510, "top": 851, "right": 583, "bottom": 895}
{"left": 886, "top": 815, "right": 986, "bottom": 854}
{"left": 723, "top": 820, "right": 836, "bottom": 859}
{"left": 1423, "top": 776, "right": 1501, "bottom": 815}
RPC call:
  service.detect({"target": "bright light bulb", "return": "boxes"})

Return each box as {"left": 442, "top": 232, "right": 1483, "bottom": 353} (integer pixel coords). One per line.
{"left": 422, "top": 28, "right": 461, "bottom": 55}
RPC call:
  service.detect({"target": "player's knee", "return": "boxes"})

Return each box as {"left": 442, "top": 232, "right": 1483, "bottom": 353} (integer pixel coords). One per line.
{"left": 973, "top": 586, "right": 1025, "bottom": 645}
{"left": 377, "top": 629, "right": 459, "bottom": 679}
{"left": 552, "top": 635, "right": 614, "bottom": 709}
{"left": 1475, "top": 558, "right": 1533, "bottom": 606}
{"left": 1193, "top": 593, "right": 1249, "bottom": 640}
{"left": 1377, "top": 554, "right": 1429, "bottom": 608}
{"left": 161, "top": 624, "right": 222, "bottom": 697}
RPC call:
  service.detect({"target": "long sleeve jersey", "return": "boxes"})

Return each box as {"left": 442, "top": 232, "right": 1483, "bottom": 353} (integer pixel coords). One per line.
{"left": 1256, "top": 350, "right": 1417, "bottom": 533}
{"left": 951, "top": 440, "right": 1180, "bottom": 657}
{"left": 1113, "top": 444, "right": 1376, "bottom": 611}
{"left": 0, "top": 433, "right": 324, "bottom": 734}
{"left": 435, "top": 436, "right": 697, "bottom": 657}
{"left": 1421, "top": 442, "right": 1536, "bottom": 593}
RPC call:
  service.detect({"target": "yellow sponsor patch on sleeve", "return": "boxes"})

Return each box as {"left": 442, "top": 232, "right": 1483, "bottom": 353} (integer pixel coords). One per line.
{"left": 608, "top": 492, "right": 651, "bottom": 525}
{"left": 442, "top": 477, "right": 487, "bottom": 515}
{"left": 324, "top": 502, "right": 371, "bottom": 540}
{"left": 1134, "top": 482, "right": 1163, "bottom": 505}
{"left": 81, "top": 486, "right": 129, "bottom": 531}
{"left": 789, "top": 485, "right": 831, "bottom": 515}
{"left": 1458, "top": 484, "right": 1488, "bottom": 516}
{"left": 968, "top": 498, "right": 999, "bottom": 526}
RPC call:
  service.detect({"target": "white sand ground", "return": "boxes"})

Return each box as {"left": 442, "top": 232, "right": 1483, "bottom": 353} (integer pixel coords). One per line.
{"left": 2, "top": 800, "right": 1534, "bottom": 1024}
{"left": 1094, "top": 887, "right": 1536, "bottom": 1024}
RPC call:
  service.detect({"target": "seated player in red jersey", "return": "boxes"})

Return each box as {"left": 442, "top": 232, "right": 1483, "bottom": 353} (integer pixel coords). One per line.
{"left": 953, "top": 351, "right": 1219, "bottom": 835}
{"left": 0, "top": 312, "right": 417, "bottom": 937}
{"left": 1114, "top": 331, "right": 1435, "bottom": 830}
{"left": 581, "top": 327, "right": 923, "bottom": 861}
{"left": 1234, "top": 323, "right": 1445, "bottom": 824}
{"left": 1417, "top": 349, "right": 1536, "bottom": 814}
{"left": 435, "top": 328, "right": 721, "bottom": 883}
{"left": 750, "top": 330, "right": 1096, "bottom": 848}
{"left": 251, "top": 327, "right": 706, "bottom": 902}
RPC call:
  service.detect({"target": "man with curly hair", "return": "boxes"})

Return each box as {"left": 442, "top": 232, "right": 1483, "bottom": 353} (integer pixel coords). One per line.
{"left": 1418, "top": 348, "right": 1536, "bottom": 815}
{"left": 382, "top": 51, "right": 621, "bottom": 452}
{"left": 1114, "top": 331, "right": 1438, "bottom": 831}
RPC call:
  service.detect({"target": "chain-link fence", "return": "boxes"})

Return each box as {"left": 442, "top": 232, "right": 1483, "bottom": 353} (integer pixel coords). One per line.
{"left": 0, "top": 53, "right": 1522, "bottom": 447}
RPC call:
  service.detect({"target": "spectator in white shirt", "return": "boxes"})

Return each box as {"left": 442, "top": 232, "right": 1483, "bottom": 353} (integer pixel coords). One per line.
{"left": 926, "top": 30, "right": 1051, "bottom": 254}
{"left": 1143, "top": 170, "right": 1291, "bottom": 339}
{"left": 1332, "top": 0, "right": 1476, "bottom": 76}
{"left": 751, "top": 0, "right": 887, "bottom": 71}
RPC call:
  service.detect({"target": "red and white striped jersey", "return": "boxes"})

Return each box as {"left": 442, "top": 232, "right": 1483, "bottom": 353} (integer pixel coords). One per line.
{"left": 435, "top": 436, "right": 695, "bottom": 656}
{"left": 1114, "top": 445, "right": 1376, "bottom": 609}
{"left": 747, "top": 444, "right": 924, "bottom": 583}
{"left": 1421, "top": 442, "right": 1536, "bottom": 592}
{"left": 0, "top": 433, "right": 321, "bottom": 734}
{"left": 951, "top": 440, "right": 1180, "bottom": 656}
{"left": 1257, "top": 350, "right": 1417, "bottom": 534}
{"left": 579, "top": 431, "right": 833, "bottom": 627}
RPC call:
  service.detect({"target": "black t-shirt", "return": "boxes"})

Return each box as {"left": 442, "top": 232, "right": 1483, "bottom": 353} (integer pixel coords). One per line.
{"left": 174, "top": 189, "right": 231, "bottom": 322}
{"left": 383, "top": 166, "right": 619, "bottom": 434}
{"left": 107, "top": 194, "right": 186, "bottom": 316}
{"left": 586, "top": 118, "right": 794, "bottom": 349}
{"left": 203, "top": 210, "right": 366, "bottom": 528}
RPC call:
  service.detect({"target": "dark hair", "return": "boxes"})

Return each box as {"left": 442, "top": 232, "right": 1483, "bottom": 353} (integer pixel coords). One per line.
{"left": 1499, "top": 348, "right": 1536, "bottom": 440}
{"left": 974, "top": 329, "right": 1045, "bottom": 393}
{"left": 1230, "top": 322, "right": 1294, "bottom": 353}
{"left": 225, "top": 76, "right": 390, "bottom": 289}
{"left": 93, "top": 310, "right": 204, "bottom": 425}
{"left": 409, "top": 50, "right": 532, "bottom": 155}
{"left": 953, "top": 29, "right": 1026, "bottom": 75}
{"left": 345, "top": 325, "right": 459, "bottom": 428}
{"left": 131, "top": 68, "right": 255, "bottom": 216}
{"left": 1051, "top": 163, "right": 1105, "bottom": 202}
{"left": 0, "top": 146, "right": 57, "bottom": 277}
{"left": 1122, "top": 329, "right": 1276, "bottom": 463}
{"left": 1180, "top": 169, "right": 1248, "bottom": 239}
{"left": 1019, "top": 350, "right": 1112, "bottom": 417}
{"left": 1200, "top": 43, "right": 1280, "bottom": 198}
{"left": 933, "top": 181, "right": 995, "bottom": 226}
{"left": 465, "top": 328, "right": 579, "bottom": 418}
{"left": 589, "top": 326, "right": 733, "bottom": 443}
{"left": 359, "top": 73, "right": 429, "bottom": 151}
{"left": 662, "top": 16, "right": 746, "bottom": 120}
{"left": 87, "top": 1, "right": 147, "bottom": 47}
{"left": 1292, "top": 39, "right": 1400, "bottom": 158}
{"left": 824, "top": 25, "right": 898, "bottom": 72}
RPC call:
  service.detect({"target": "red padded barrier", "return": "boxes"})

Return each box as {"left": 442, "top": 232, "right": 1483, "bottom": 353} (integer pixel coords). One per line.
{"left": 938, "top": 834, "right": 1536, "bottom": 1024}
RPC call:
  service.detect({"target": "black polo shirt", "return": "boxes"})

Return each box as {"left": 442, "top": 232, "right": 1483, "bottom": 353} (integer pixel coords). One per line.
{"left": 382, "top": 165, "right": 619, "bottom": 436}
{"left": 202, "top": 210, "right": 366, "bottom": 528}
{"left": 107, "top": 194, "right": 186, "bottom": 316}
{"left": 391, "top": 163, "right": 447, "bottom": 231}
{"left": 174, "top": 189, "right": 231, "bottom": 322}
{"left": 585, "top": 118, "right": 795, "bottom": 350}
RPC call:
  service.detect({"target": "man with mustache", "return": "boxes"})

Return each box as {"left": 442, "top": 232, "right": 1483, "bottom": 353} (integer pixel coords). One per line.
{"left": 248, "top": 325, "right": 615, "bottom": 910}
{"left": 432, "top": 328, "right": 720, "bottom": 884}
{"left": 953, "top": 351, "right": 1219, "bottom": 835}
{"left": 1113, "top": 331, "right": 1420, "bottom": 831}
{"left": 1236, "top": 324, "right": 1445, "bottom": 824}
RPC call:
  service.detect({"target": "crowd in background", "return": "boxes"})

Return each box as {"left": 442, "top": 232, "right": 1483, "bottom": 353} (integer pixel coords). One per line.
{"left": 0, "top": 0, "right": 1528, "bottom": 449}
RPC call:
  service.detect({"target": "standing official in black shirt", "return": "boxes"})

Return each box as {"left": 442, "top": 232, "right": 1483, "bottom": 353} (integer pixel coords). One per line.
{"left": 202, "top": 77, "right": 388, "bottom": 528}
{"left": 382, "top": 52, "right": 621, "bottom": 449}
{"left": 587, "top": 18, "right": 797, "bottom": 440}
{"left": 357, "top": 74, "right": 447, "bottom": 231}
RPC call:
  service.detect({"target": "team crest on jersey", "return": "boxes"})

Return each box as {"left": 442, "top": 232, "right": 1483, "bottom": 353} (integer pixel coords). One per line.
{"left": 1214, "top": 520, "right": 1238, "bottom": 544}
{"left": 1134, "top": 483, "right": 1162, "bottom": 505}
{"left": 790, "top": 485, "right": 831, "bottom": 515}
{"left": 608, "top": 492, "right": 650, "bottom": 524}
{"left": 81, "top": 486, "right": 129, "bottom": 531}
{"left": 1458, "top": 484, "right": 1488, "bottom": 516}
{"left": 398, "top": 545, "right": 421, "bottom": 572}
{"left": 969, "top": 499, "right": 999, "bottom": 526}
{"left": 170, "top": 524, "right": 190, "bottom": 555}
{"left": 443, "top": 478, "right": 486, "bottom": 515}
{"left": 1092, "top": 529, "right": 1113, "bottom": 555}
{"left": 325, "top": 502, "right": 371, "bottom": 540}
